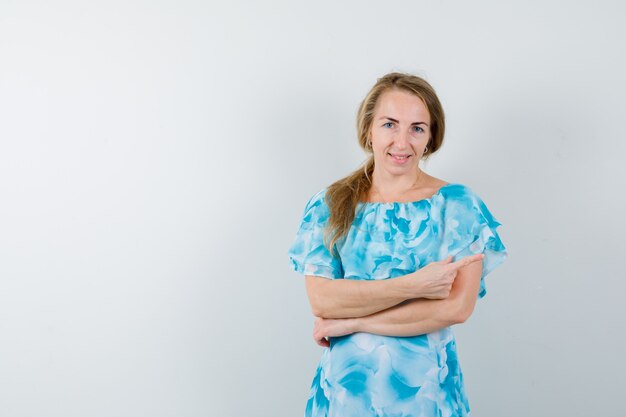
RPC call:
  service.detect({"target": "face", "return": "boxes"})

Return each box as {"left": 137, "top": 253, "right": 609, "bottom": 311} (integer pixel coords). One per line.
{"left": 369, "top": 88, "right": 431, "bottom": 177}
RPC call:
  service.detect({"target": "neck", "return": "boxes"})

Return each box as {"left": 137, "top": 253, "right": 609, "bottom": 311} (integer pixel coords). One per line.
{"left": 371, "top": 167, "right": 425, "bottom": 197}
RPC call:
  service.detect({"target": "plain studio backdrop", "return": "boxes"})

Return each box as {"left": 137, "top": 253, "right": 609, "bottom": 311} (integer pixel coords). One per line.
{"left": 1, "top": 1, "right": 624, "bottom": 416}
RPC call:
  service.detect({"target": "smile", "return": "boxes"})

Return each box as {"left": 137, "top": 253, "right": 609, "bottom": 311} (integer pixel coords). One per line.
{"left": 388, "top": 153, "right": 412, "bottom": 164}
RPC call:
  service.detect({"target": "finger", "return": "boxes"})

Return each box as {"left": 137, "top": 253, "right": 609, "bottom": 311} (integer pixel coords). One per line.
{"left": 439, "top": 255, "right": 453, "bottom": 263}
{"left": 316, "top": 337, "right": 329, "bottom": 347}
{"left": 450, "top": 253, "right": 484, "bottom": 269}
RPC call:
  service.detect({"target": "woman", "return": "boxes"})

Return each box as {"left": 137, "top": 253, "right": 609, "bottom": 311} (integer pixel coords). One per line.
{"left": 287, "top": 72, "right": 508, "bottom": 417}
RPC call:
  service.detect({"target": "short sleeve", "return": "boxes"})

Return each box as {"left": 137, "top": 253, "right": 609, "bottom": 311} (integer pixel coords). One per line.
{"left": 441, "top": 186, "right": 508, "bottom": 299}
{"left": 287, "top": 189, "right": 344, "bottom": 279}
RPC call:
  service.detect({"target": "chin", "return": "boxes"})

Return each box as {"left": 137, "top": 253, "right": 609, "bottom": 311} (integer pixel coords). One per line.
{"left": 386, "top": 165, "right": 417, "bottom": 174}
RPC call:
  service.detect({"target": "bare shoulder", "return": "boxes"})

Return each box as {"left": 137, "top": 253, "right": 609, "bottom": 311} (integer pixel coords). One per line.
{"left": 408, "top": 173, "right": 451, "bottom": 201}
{"left": 422, "top": 174, "right": 451, "bottom": 190}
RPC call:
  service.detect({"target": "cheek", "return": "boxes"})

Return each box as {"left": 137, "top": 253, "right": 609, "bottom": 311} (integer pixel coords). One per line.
{"left": 372, "top": 144, "right": 387, "bottom": 156}
{"left": 371, "top": 131, "right": 391, "bottom": 148}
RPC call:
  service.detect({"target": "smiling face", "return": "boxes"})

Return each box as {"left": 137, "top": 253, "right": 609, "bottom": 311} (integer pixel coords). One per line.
{"left": 369, "top": 88, "right": 431, "bottom": 178}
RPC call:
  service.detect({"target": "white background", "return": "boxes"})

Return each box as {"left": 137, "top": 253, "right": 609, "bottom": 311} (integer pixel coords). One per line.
{"left": 1, "top": 1, "right": 625, "bottom": 416}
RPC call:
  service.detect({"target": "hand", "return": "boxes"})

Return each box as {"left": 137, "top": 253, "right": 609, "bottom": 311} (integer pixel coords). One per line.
{"left": 312, "top": 316, "right": 355, "bottom": 348}
{"left": 411, "top": 253, "right": 485, "bottom": 299}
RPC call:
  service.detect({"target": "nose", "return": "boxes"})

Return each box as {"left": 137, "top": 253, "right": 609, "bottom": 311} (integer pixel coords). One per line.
{"left": 393, "top": 130, "right": 410, "bottom": 149}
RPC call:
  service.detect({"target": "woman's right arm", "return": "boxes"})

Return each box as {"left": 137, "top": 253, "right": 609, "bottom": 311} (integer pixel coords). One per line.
{"left": 304, "top": 254, "right": 484, "bottom": 319}
{"left": 304, "top": 273, "right": 419, "bottom": 319}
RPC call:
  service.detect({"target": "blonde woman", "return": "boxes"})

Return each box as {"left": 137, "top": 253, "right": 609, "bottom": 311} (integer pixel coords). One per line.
{"left": 288, "top": 72, "right": 508, "bottom": 416}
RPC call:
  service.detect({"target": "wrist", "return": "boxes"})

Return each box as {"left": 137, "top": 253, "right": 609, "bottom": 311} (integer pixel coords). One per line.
{"left": 397, "top": 271, "right": 425, "bottom": 299}
{"left": 348, "top": 316, "right": 364, "bottom": 334}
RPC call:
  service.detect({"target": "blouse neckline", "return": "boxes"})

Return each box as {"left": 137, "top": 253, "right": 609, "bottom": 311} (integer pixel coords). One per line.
{"left": 356, "top": 183, "right": 459, "bottom": 207}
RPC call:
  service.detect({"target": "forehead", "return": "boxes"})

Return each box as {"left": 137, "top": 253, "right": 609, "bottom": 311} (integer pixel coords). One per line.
{"left": 374, "top": 88, "right": 430, "bottom": 122}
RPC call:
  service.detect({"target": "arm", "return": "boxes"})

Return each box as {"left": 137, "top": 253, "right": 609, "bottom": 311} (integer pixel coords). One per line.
{"left": 305, "top": 254, "right": 484, "bottom": 320}
{"left": 311, "top": 260, "right": 483, "bottom": 345}
{"left": 351, "top": 260, "right": 483, "bottom": 336}
{"left": 304, "top": 272, "right": 424, "bottom": 319}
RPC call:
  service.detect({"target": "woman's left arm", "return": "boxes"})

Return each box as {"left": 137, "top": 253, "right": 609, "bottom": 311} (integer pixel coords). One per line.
{"left": 313, "top": 261, "right": 482, "bottom": 345}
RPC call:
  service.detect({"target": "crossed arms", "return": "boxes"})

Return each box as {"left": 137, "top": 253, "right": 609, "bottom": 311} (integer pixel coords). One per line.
{"left": 304, "top": 255, "right": 484, "bottom": 345}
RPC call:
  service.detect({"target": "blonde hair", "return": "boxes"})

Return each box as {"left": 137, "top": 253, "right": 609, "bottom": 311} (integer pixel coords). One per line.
{"left": 323, "top": 72, "right": 446, "bottom": 257}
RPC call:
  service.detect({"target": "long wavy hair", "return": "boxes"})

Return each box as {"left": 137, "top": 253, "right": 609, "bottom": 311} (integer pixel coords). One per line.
{"left": 323, "top": 72, "right": 446, "bottom": 258}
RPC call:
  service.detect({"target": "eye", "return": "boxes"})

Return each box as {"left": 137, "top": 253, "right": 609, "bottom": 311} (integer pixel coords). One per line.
{"left": 413, "top": 126, "right": 424, "bottom": 133}
{"left": 383, "top": 122, "right": 394, "bottom": 128}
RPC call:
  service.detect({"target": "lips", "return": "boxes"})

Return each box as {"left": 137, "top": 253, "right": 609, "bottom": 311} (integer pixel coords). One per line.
{"left": 388, "top": 153, "right": 411, "bottom": 159}
{"left": 387, "top": 153, "right": 412, "bottom": 165}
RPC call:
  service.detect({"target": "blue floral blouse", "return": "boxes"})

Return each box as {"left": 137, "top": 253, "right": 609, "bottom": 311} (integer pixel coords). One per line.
{"left": 287, "top": 183, "right": 508, "bottom": 417}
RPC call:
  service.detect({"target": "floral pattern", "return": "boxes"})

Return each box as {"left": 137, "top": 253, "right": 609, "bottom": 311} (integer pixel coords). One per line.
{"left": 288, "top": 183, "right": 508, "bottom": 416}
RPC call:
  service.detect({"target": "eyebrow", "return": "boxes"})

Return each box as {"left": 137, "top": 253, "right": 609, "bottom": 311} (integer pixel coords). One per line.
{"left": 379, "top": 116, "right": 429, "bottom": 126}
